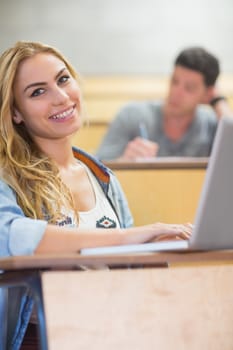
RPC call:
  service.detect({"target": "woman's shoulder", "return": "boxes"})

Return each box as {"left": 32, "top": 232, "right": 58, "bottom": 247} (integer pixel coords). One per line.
{"left": 72, "top": 146, "right": 114, "bottom": 181}
{"left": 0, "top": 179, "right": 18, "bottom": 208}
{"left": 0, "top": 177, "right": 14, "bottom": 193}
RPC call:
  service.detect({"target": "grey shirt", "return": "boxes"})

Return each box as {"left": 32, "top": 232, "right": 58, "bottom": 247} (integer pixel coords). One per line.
{"left": 96, "top": 101, "right": 218, "bottom": 160}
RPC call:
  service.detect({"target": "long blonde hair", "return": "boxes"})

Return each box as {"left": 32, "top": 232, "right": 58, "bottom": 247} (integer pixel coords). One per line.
{"left": 0, "top": 41, "right": 81, "bottom": 222}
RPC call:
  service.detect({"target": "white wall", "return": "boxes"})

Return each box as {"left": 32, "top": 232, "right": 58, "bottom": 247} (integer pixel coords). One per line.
{"left": 0, "top": 0, "right": 232, "bottom": 75}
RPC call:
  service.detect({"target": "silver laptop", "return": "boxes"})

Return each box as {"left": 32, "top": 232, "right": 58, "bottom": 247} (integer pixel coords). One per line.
{"left": 81, "top": 116, "right": 233, "bottom": 256}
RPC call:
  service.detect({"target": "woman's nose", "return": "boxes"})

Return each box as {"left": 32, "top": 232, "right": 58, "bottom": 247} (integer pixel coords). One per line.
{"left": 52, "top": 87, "right": 69, "bottom": 105}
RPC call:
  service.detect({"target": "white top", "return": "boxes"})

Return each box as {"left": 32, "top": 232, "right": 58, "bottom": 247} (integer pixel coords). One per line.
{"left": 78, "top": 162, "right": 120, "bottom": 229}
{"left": 56, "top": 161, "right": 120, "bottom": 229}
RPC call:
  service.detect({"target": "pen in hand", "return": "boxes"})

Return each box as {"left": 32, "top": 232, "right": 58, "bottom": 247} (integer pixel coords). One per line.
{"left": 139, "top": 122, "right": 149, "bottom": 140}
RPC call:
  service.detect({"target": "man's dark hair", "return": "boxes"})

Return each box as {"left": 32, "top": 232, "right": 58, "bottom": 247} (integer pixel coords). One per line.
{"left": 175, "top": 47, "right": 220, "bottom": 86}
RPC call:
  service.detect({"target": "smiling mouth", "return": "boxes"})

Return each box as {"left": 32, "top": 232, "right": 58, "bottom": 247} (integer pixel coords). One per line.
{"left": 49, "top": 106, "right": 75, "bottom": 120}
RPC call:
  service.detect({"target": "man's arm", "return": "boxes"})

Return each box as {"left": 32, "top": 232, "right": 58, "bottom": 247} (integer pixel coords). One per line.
{"left": 208, "top": 86, "right": 233, "bottom": 119}
{"left": 210, "top": 96, "right": 233, "bottom": 119}
{"left": 95, "top": 106, "right": 133, "bottom": 161}
{"left": 95, "top": 102, "right": 158, "bottom": 162}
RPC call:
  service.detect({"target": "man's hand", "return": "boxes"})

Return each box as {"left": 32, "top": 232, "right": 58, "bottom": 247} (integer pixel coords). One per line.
{"left": 205, "top": 85, "right": 233, "bottom": 119}
{"left": 118, "top": 137, "right": 159, "bottom": 161}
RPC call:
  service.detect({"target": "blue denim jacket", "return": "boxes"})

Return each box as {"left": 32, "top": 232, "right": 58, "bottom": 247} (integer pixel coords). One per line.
{"left": 0, "top": 148, "right": 133, "bottom": 350}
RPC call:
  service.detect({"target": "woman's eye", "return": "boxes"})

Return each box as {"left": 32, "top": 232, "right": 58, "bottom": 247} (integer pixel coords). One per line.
{"left": 58, "top": 75, "right": 70, "bottom": 84}
{"left": 31, "top": 88, "right": 44, "bottom": 97}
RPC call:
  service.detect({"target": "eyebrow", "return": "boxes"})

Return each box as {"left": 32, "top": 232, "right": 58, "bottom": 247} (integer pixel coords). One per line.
{"left": 23, "top": 67, "right": 67, "bottom": 93}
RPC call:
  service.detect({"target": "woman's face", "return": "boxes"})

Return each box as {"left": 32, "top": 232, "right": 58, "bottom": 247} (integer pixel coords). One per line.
{"left": 13, "top": 53, "right": 82, "bottom": 145}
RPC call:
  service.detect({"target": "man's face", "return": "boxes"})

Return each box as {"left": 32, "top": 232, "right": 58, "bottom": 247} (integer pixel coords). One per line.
{"left": 166, "top": 65, "right": 211, "bottom": 116}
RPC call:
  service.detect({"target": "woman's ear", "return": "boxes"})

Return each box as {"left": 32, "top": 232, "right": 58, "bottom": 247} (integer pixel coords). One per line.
{"left": 12, "top": 108, "right": 23, "bottom": 124}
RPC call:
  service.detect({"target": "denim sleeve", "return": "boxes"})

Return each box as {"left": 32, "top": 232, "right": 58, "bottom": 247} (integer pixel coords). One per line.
{"left": 108, "top": 172, "right": 133, "bottom": 229}
{"left": 0, "top": 180, "right": 47, "bottom": 257}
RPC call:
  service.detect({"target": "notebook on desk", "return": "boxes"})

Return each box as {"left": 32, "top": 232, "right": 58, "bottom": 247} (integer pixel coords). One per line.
{"left": 81, "top": 116, "right": 233, "bottom": 256}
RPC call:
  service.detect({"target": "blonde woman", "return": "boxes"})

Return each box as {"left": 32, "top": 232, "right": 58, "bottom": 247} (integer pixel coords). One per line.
{"left": 0, "top": 41, "right": 191, "bottom": 349}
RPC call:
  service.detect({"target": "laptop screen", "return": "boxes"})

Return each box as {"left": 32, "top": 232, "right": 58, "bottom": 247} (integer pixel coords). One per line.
{"left": 190, "top": 116, "right": 233, "bottom": 250}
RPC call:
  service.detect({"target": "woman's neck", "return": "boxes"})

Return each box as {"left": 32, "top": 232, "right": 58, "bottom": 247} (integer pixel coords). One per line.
{"left": 35, "top": 137, "right": 77, "bottom": 169}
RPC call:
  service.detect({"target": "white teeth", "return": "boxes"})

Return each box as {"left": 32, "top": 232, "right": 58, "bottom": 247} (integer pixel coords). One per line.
{"left": 51, "top": 107, "right": 73, "bottom": 120}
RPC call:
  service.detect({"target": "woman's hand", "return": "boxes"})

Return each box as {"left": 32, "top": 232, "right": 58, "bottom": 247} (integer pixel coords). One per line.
{"left": 122, "top": 222, "right": 193, "bottom": 245}
{"left": 147, "top": 223, "right": 193, "bottom": 242}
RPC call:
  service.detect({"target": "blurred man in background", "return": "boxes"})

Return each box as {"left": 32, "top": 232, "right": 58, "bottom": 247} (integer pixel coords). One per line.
{"left": 96, "top": 47, "right": 232, "bottom": 161}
